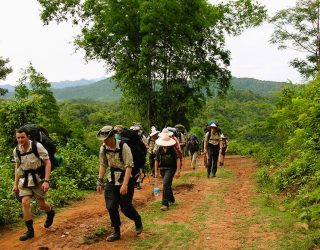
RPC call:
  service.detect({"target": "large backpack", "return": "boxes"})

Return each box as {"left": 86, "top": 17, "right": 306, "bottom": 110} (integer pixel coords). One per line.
{"left": 16, "top": 124, "right": 59, "bottom": 171}
{"left": 104, "top": 128, "right": 147, "bottom": 181}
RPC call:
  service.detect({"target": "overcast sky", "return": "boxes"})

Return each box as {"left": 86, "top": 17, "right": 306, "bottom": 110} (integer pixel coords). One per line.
{"left": 0, "top": 0, "right": 302, "bottom": 86}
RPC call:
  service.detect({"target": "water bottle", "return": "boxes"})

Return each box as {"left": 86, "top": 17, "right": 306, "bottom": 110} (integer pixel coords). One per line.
{"left": 153, "top": 178, "right": 159, "bottom": 196}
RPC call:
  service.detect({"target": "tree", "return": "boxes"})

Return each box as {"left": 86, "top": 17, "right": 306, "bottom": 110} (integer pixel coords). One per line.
{"left": 0, "top": 64, "right": 62, "bottom": 146}
{"left": 270, "top": 0, "right": 320, "bottom": 79}
{"left": 0, "top": 57, "right": 13, "bottom": 97}
{"left": 38, "top": 0, "right": 266, "bottom": 129}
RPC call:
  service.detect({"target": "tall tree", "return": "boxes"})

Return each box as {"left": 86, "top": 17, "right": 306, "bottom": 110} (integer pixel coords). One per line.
{"left": 270, "top": 0, "right": 320, "bottom": 79}
{"left": 38, "top": 0, "right": 266, "bottom": 129}
{"left": 0, "top": 64, "right": 62, "bottom": 146}
{"left": 0, "top": 57, "right": 13, "bottom": 96}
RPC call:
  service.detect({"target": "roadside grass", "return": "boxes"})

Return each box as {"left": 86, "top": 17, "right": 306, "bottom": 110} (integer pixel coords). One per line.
{"left": 248, "top": 195, "right": 320, "bottom": 250}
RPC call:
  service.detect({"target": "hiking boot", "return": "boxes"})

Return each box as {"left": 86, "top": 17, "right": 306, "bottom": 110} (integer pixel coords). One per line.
{"left": 19, "top": 229, "right": 34, "bottom": 241}
{"left": 44, "top": 209, "right": 55, "bottom": 228}
{"left": 160, "top": 205, "right": 168, "bottom": 211}
{"left": 134, "top": 216, "right": 143, "bottom": 235}
{"left": 19, "top": 220, "right": 34, "bottom": 241}
{"left": 106, "top": 228, "right": 121, "bottom": 242}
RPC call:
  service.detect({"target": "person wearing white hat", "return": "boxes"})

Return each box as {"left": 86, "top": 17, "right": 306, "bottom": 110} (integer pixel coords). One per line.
{"left": 154, "top": 134, "right": 180, "bottom": 211}
{"left": 147, "top": 126, "right": 160, "bottom": 176}
{"left": 203, "top": 122, "right": 222, "bottom": 178}
{"left": 96, "top": 125, "right": 143, "bottom": 242}
{"left": 159, "top": 128, "right": 183, "bottom": 168}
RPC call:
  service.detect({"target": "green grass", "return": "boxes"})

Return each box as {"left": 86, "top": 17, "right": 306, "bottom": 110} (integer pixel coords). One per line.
{"left": 83, "top": 225, "right": 109, "bottom": 244}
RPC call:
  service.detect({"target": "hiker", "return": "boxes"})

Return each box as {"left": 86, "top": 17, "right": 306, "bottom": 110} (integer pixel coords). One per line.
{"left": 130, "top": 125, "right": 147, "bottom": 189}
{"left": 96, "top": 125, "right": 143, "bottom": 242}
{"left": 154, "top": 133, "right": 180, "bottom": 211}
{"left": 219, "top": 134, "right": 228, "bottom": 167}
{"left": 12, "top": 126, "right": 55, "bottom": 241}
{"left": 147, "top": 126, "right": 160, "bottom": 176}
{"left": 114, "top": 124, "right": 124, "bottom": 140}
{"left": 187, "top": 135, "right": 200, "bottom": 171}
{"left": 174, "top": 124, "right": 186, "bottom": 153}
{"left": 203, "top": 122, "right": 222, "bottom": 178}
{"left": 166, "top": 127, "right": 183, "bottom": 169}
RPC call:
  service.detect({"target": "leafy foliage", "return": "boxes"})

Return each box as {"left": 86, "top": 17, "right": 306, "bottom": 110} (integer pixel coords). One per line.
{"left": 269, "top": 0, "right": 320, "bottom": 79}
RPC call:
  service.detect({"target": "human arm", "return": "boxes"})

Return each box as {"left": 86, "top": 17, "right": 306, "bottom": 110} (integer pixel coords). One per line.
{"left": 175, "top": 157, "right": 181, "bottom": 179}
{"left": 154, "top": 160, "right": 159, "bottom": 178}
{"left": 41, "top": 159, "right": 51, "bottom": 192}
{"left": 97, "top": 165, "right": 106, "bottom": 193}
{"left": 120, "top": 166, "right": 132, "bottom": 195}
{"left": 13, "top": 163, "right": 20, "bottom": 193}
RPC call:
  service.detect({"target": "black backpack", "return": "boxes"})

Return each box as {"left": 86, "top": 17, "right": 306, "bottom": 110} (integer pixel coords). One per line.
{"left": 16, "top": 124, "right": 59, "bottom": 170}
{"left": 104, "top": 128, "right": 147, "bottom": 181}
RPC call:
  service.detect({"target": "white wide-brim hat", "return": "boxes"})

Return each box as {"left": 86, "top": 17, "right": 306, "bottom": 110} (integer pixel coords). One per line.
{"left": 150, "top": 126, "right": 160, "bottom": 136}
{"left": 156, "top": 134, "right": 176, "bottom": 146}
{"left": 96, "top": 125, "right": 114, "bottom": 141}
{"left": 159, "top": 128, "right": 173, "bottom": 137}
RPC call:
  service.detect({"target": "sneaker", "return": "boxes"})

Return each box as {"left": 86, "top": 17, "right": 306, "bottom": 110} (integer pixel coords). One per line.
{"left": 168, "top": 201, "right": 175, "bottom": 205}
{"left": 160, "top": 205, "right": 168, "bottom": 211}
{"left": 44, "top": 209, "right": 55, "bottom": 228}
{"left": 106, "top": 232, "right": 121, "bottom": 242}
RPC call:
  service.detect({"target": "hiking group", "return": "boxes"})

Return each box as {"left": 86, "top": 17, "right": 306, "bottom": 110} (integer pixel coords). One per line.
{"left": 12, "top": 121, "right": 228, "bottom": 242}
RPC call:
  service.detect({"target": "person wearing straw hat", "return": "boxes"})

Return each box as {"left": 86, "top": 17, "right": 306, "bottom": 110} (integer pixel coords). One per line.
{"left": 147, "top": 126, "right": 160, "bottom": 176}
{"left": 154, "top": 133, "right": 180, "bottom": 211}
{"left": 203, "top": 122, "right": 222, "bottom": 178}
{"left": 96, "top": 125, "right": 143, "bottom": 242}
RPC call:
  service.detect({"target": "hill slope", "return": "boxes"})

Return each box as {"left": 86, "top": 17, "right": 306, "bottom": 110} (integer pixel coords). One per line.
{"left": 1, "top": 77, "right": 288, "bottom": 101}
{"left": 52, "top": 78, "right": 121, "bottom": 102}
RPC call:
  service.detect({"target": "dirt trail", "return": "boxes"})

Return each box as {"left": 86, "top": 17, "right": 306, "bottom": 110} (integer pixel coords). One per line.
{"left": 0, "top": 155, "right": 264, "bottom": 250}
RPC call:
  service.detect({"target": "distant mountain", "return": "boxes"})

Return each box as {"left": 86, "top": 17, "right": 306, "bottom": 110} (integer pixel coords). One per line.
{"left": 50, "top": 77, "right": 105, "bottom": 89}
{"left": 0, "top": 84, "right": 15, "bottom": 92}
{"left": 231, "top": 77, "right": 289, "bottom": 95}
{"left": 52, "top": 78, "right": 121, "bottom": 102}
{"left": 1, "top": 76, "right": 290, "bottom": 101}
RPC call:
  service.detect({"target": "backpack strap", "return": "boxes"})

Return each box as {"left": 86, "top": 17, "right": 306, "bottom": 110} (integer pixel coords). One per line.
{"left": 16, "top": 140, "right": 39, "bottom": 162}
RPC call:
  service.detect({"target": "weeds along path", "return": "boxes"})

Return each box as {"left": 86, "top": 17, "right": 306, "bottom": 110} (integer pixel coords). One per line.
{"left": 0, "top": 155, "right": 274, "bottom": 250}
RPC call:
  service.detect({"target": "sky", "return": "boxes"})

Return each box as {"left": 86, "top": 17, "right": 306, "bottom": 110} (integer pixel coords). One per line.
{"left": 0, "top": 0, "right": 303, "bottom": 86}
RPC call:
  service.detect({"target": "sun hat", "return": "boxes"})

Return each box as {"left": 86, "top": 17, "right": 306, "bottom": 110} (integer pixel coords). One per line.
{"left": 114, "top": 124, "right": 124, "bottom": 132}
{"left": 208, "top": 122, "right": 217, "bottom": 128}
{"left": 159, "top": 128, "right": 174, "bottom": 137}
{"left": 155, "top": 133, "right": 176, "bottom": 146}
{"left": 174, "top": 124, "right": 185, "bottom": 130}
{"left": 150, "top": 126, "right": 160, "bottom": 136}
{"left": 130, "top": 125, "right": 140, "bottom": 131}
{"left": 96, "top": 125, "right": 114, "bottom": 141}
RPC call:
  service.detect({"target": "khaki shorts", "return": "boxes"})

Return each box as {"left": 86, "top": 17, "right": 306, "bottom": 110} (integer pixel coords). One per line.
{"left": 18, "top": 178, "right": 46, "bottom": 199}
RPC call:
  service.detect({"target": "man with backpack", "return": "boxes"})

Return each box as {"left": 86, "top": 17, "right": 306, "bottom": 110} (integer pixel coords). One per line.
{"left": 187, "top": 135, "right": 200, "bottom": 171}
{"left": 96, "top": 125, "right": 143, "bottom": 242}
{"left": 203, "top": 122, "right": 222, "bottom": 178}
{"left": 12, "top": 126, "right": 55, "bottom": 241}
